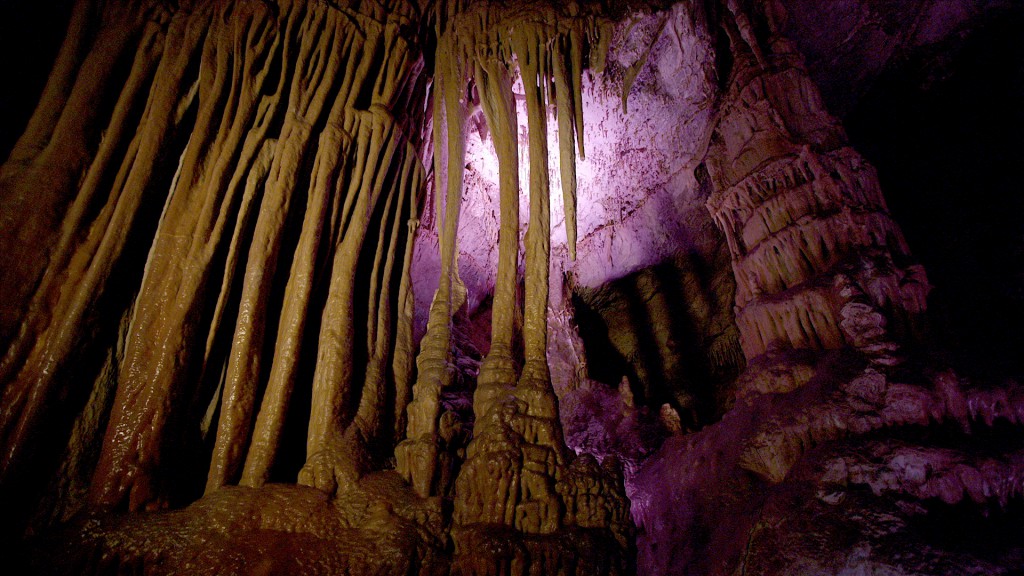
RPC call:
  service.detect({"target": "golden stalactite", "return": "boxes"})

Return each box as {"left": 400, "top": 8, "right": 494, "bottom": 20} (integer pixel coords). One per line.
{"left": 397, "top": 0, "right": 610, "bottom": 498}
{"left": 0, "top": 0, "right": 426, "bottom": 513}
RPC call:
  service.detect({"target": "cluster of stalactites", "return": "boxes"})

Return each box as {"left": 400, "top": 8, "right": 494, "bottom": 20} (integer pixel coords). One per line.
{"left": 0, "top": 0, "right": 429, "bottom": 516}
{"left": 435, "top": 0, "right": 611, "bottom": 260}
{"left": 397, "top": 0, "right": 610, "bottom": 499}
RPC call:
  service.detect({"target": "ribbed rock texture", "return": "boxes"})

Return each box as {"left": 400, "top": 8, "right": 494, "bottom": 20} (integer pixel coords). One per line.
{"left": 1, "top": 0, "right": 1022, "bottom": 575}
{"left": 630, "top": 3, "right": 1024, "bottom": 575}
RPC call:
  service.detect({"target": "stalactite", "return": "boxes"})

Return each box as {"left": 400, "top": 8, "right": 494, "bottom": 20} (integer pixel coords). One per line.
{"left": 725, "top": 0, "right": 767, "bottom": 68}
{"left": 90, "top": 2, "right": 318, "bottom": 511}
{"left": 238, "top": 136, "right": 317, "bottom": 488}
{"left": 196, "top": 137, "right": 272, "bottom": 451}
{"left": 5, "top": 0, "right": 420, "bottom": 513}
{"left": 0, "top": 0, "right": 158, "bottom": 348}
{"left": 620, "top": 13, "right": 669, "bottom": 115}
{"left": 373, "top": 3, "right": 636, "bottom": 573}
{"left": 398, "top": 0, "right": 609, "bottom": 502}
{"left": 0, "top": 3, "right": 202, "bottom": 499}
{"left": 355, "top": 158, "right": 414, "bottom": 445}
{"left": 553, "top": 37, "right": 579, "bottom": 261}
{"left": 301, "top": 117, "right": 401, "bottom": 491}
{"left": 203, "top": 13, "right": 298, "bottom": 494}
{"left": 5, "top": 3, "right": 1022, "bottom": 576}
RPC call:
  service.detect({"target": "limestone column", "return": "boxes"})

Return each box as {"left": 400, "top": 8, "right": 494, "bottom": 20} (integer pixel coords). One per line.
{"left": 472, "top": 59, "right": 520, "bottom": 422}
{"left": 395, "top": 26, "right": 469, "bottom": 497}
{"left": 705, "top": 8, "right": 929, "bottom": 376}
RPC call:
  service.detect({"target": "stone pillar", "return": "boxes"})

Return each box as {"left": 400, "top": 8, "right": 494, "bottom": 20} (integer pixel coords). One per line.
{"left": 705, "top": 22, "right": 929, "bottom": 371}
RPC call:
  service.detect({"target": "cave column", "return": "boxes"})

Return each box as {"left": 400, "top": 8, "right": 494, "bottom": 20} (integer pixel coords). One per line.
{"left": 513, "top": 32, "right": 552, "bottom": 387}
{"left": 472, "top": 59, "right": 520, "bottom": 422}
{"left": 510, "top": 28, "right": 566, "bottom": 459}
{"left": 704, "top": 6, "right": 930, "bottom": 385}
{"left": 395, "top": 28, "right": 469, "bottom": 498}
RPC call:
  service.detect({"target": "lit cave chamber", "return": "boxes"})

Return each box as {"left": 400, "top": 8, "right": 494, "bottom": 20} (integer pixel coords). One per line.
{"left": 1, "top": 0, "right": 1023, "bottom": 574}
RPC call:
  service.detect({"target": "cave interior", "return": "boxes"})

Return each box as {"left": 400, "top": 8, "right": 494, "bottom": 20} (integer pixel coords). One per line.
{"left": 1, "top": 0, "right": 1023, "bottom": 574}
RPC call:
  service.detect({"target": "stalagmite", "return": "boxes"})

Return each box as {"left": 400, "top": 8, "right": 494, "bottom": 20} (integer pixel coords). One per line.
{"left": 704, "top": 5, "right": 930, "bottom": 366}
{"left": 627, "top": 6, "right": 1016, "bottom": 575}
{"left": 391, "top": 216, "right": 420, "bottom": 446}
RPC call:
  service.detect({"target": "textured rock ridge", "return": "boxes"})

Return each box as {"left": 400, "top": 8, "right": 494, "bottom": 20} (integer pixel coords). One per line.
{"left": 705, "top": 20, "right": 930, "bottom": 365}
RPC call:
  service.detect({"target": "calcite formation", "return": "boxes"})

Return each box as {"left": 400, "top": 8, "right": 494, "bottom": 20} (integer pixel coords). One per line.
{"left": 704, "top": 34, "right": 930, "bottom": 364}
{"left": 631, "top": 4, "right": 1024, "bottom": 575}
{"left": 394, "top": 2, "right": 633, "bottom": 572}
{"left": 1, "top": 0, "right": 1022, "bottom": 575}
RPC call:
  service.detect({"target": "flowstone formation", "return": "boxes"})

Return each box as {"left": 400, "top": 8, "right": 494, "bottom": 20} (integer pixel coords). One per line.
{"left": 0, "top": 0, "right": 632, "bottom": 574}
{"left": 2, "top": 0, "right": 1023, "bottom": 574}
{"left": 394, "top": 2, "right": 633, "bottom": 572}
{"left": 632, "top": 3, "right": 1024, "bottom": 575}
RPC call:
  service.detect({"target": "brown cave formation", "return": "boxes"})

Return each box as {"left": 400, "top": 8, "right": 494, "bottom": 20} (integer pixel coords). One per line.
{"left": 2, "top": 0, "right": 1023, "bottom": 574}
